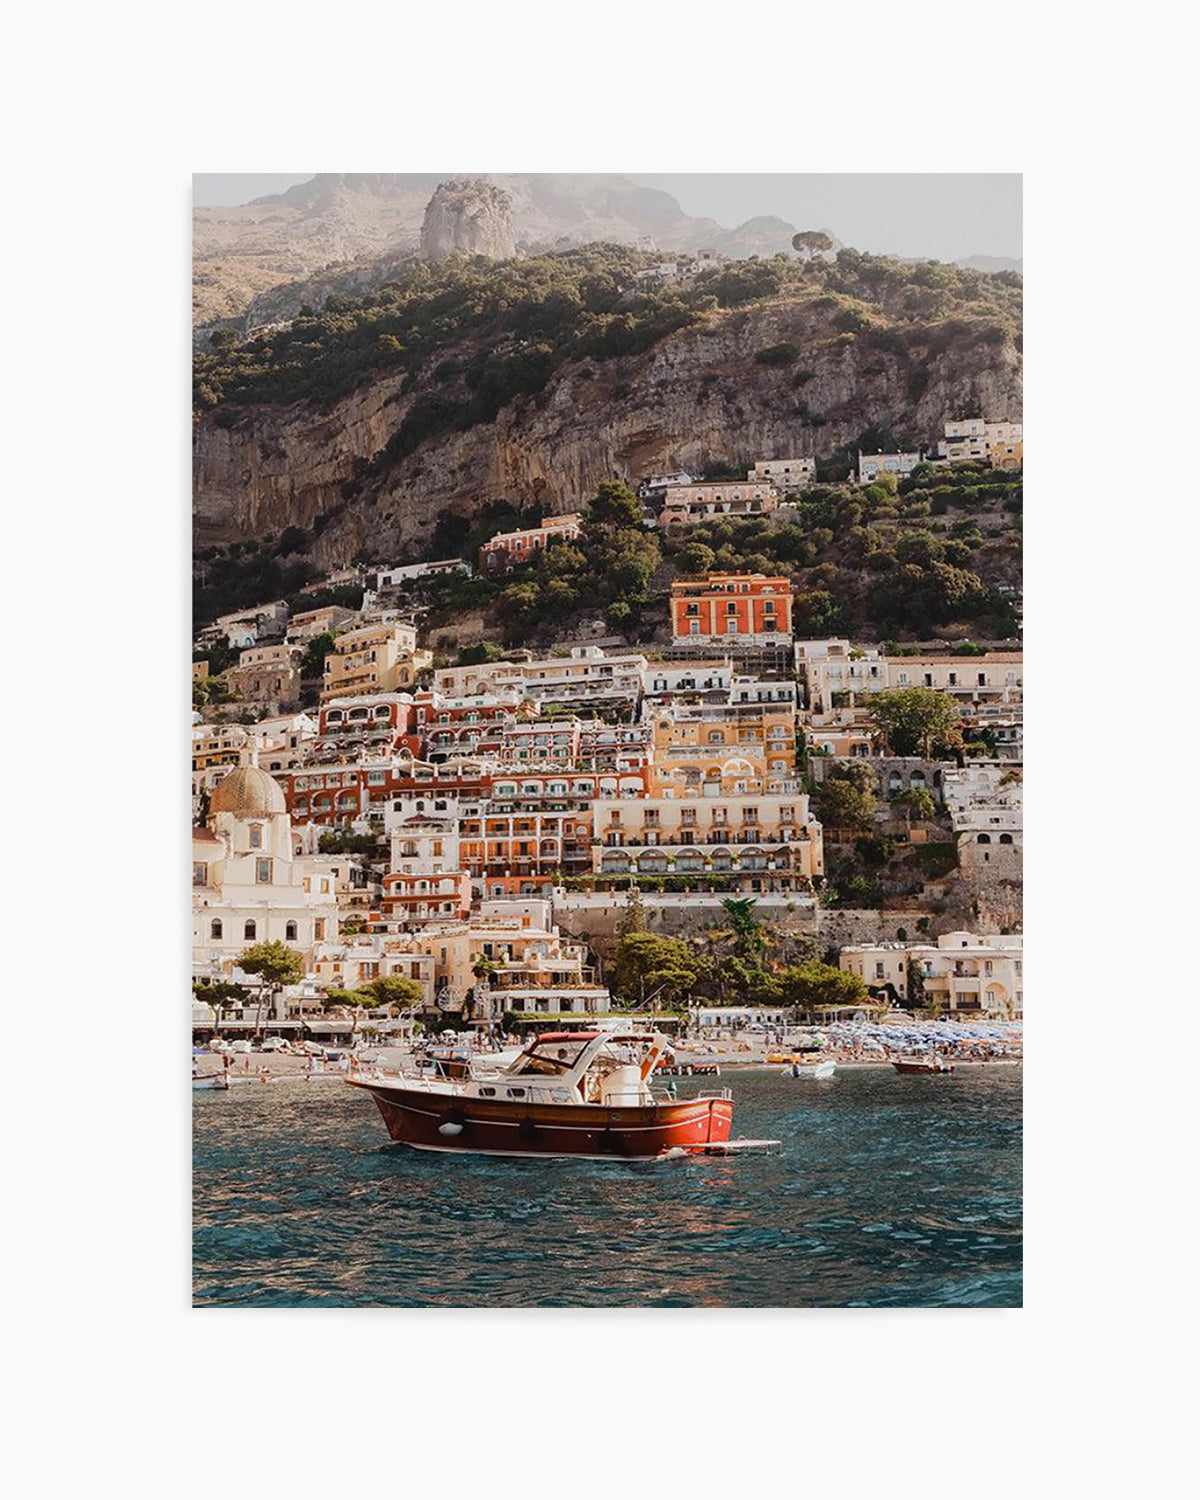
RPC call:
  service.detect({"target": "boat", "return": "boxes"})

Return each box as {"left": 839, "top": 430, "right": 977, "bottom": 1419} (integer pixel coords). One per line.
{"left": 790, "top": 1059, "right": 836, "bottom": 1079}
{"left": 892, "top": 1056, "right": 955, "bottom": 1075}
{"left": 192, "top": 1074, "right": 230, "bottom": 1091}
{"left": 346, "top": 1029, "right": 735, "bottom": 1161}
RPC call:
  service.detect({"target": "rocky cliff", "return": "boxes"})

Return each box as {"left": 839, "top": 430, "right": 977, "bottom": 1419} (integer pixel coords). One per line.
{"left": 193, "top": 294, "right": 1021, "bottom": 565}
{"left": 419, "top": 179, "right": 516, "bottom": 262}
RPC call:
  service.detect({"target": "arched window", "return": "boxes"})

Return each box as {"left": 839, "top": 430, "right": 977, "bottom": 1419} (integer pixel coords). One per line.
{"left": 285, "top": 921, "right": 298, "bottom": 941}
{"left": 244, "top": 920, "right": 256, "bottom": 940}
{"left": 249, "top": 824, "right": 263, "bottom": 849}
{"left": 211, "top": 919, "right": 222, "bottom": 940}
{"left": 976, "top": 833, "right": 992, "bottom": 844}
{"left": 998, "top": 833, "right": 1013, "bottom": 844}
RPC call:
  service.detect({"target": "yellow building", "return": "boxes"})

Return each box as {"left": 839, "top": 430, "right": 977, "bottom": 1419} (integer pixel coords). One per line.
{"left": 650, "top": 702, "right": 796, "bottom": 791}
{"left": 321, "top": 622, "right": 431, "bottom": 702}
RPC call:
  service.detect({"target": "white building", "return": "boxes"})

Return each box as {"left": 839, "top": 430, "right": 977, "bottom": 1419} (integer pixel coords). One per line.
{"left": 857, "top": 452, "right": 922, "bottom": 484}
{"left": 841, "top": 932, "right": 1023, "bottom": 1018}
{"left": 192, "top": 764, "right": 341, "bottom": 994}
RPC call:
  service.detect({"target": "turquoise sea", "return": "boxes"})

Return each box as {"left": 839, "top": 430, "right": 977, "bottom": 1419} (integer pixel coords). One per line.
{"left": 193, "top": 1065, "right": 1022, "bottom": 1307}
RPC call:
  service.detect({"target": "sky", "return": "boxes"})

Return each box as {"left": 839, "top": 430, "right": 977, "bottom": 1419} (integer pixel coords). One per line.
{"left": 193, "top": 173, "right": 1021, "bottom": 262}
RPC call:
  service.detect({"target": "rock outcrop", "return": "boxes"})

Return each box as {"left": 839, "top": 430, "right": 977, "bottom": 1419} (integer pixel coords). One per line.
{"left": 193, "top": 296, "right": 1022, "bottom": 566}
{"left": 419, "top": 179, "right": 515, "bottom": 262}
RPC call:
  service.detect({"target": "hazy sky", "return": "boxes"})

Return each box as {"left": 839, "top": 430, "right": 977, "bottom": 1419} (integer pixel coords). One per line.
{"left": 193, "top": 172, "right": 1021, "bottom": 261}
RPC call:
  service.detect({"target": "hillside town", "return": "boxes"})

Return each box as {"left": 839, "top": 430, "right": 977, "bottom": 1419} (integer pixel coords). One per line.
{"left": 192, "top": 420, "right": 1022, "bottom": 1047}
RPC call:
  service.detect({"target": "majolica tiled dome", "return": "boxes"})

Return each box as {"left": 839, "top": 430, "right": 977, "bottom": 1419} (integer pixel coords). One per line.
{"left": 210, "top": 765, "right": 287, "bottom": 818}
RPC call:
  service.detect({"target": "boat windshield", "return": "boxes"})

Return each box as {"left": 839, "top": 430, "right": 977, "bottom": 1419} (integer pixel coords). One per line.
{"left": 513, "top": 1041, "right": 590, "bottom": 1076}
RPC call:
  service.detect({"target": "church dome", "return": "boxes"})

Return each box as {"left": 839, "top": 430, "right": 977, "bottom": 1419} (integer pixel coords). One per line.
{"left": 210, "top": 764, "right": 287, "bottom": 818}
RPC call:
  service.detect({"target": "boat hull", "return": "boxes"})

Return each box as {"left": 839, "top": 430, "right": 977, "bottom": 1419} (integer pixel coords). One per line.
{"left": 892, "top": 1060, "right": 954, "bottom": 1075}
{"left": 348, "top": 1078, "right": 734, "bottom": 1160}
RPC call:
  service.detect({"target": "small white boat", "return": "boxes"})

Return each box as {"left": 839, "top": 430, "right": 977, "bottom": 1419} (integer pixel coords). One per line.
{"left": 192, "top": 1075, "right": 230, "bottom": 1091}
{"left": 812, "top": 1060, "right": 837, "bottom": 1080}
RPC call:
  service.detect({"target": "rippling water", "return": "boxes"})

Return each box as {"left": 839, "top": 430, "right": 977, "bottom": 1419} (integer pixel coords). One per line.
{"left": 193, "top": 1067, "right": 1021, "bottom": 1307}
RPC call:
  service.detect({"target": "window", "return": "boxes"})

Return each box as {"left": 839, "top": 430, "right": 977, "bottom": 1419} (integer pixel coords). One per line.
{"left": 192, "top": 862, "right": 207, "bottom": 887}
{"left": 244, "top": 920, "right": 256, "bottom": 940}
{"left": 210, "top": 919, "right": 222, "bottom": 940}
{"left": 256, "top": 858, "right": 272, "bottom": 884}
{"left": 248, "top": 824, "right": 263, "bottom": 849}
{"left": 314, "top": 920, "right": 325, "bottom": 941}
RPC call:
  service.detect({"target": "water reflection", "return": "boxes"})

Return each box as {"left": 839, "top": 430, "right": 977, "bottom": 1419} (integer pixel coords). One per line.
{"left": 194, "top": 1068, "right": 1022, "bottom": 1307}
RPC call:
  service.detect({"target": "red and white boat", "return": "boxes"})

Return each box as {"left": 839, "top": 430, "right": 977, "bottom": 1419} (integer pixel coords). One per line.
{"left": 346, "top": 1029, "right": 735, "bottom": 1161}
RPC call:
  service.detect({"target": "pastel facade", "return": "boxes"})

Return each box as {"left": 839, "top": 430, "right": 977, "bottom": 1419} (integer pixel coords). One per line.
{"left": 659, "top": 481, "right": 779, "bottom": 527}
{"left": 479, "top": 514, "right": 582, "bottom": 572}
{"left": 286, "top": 605, "right": 357, "bottom": 642}
{"left": 841, "top": 932, "right": 1023, "bottom": 1018}
{"left": 671, "top": 575, "right": 793, "bottom": 646}
{"left": 798, "top": 640, "right": 1022, "bottom": 712}
{"left": 321, "top": 623, "right": 428, "bottom": 701}
{"left": 593, "top": 788, "right": 823, "bottom": 889}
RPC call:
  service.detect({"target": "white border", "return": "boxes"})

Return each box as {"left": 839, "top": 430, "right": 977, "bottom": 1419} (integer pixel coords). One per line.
{"left": 8, "top": 3, "right": 1192, "bottom": 1492}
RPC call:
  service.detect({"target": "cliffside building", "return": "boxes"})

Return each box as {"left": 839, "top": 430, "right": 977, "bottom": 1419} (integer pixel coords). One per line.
{"left": 670, "top": 574, "right": 793, "bottom": 647}
{"left": 479, "top": 514, "right": 581, "bottom": 573}
{"left": 748, "top": 457, "right": 815, "bottom": 492}
{"left": 659, "top": 481, "right": 780, "bottom": 528}
{"left": 939, "top": 418, "right": 1023, "bottom": 468}
{"left": 320, "top": 622, "right": 430, "bottom": 702}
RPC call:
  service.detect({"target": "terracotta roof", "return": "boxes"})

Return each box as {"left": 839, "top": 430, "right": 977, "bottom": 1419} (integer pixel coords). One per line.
{"left": 192, "top": 827, "right": 220, "bottom": 843}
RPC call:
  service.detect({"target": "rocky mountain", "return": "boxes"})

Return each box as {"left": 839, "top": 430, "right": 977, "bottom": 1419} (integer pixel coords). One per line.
{"left": 194, "top": 173, "right": 813, "bottom": 328}
{"left": 420, "top": 179, "right": 515, "bottom": 261}
{"left": 194, "top": 253, "right": 1022, "bottom": 566}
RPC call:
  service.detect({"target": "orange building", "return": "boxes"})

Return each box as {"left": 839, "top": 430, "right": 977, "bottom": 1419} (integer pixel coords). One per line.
{"left": 670, "top": 574, "right": 793, "bottom": 645}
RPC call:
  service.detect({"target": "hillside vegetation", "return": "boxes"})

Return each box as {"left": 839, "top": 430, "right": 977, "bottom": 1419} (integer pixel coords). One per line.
{"left": 194, "top": 244, "right": 1020, "bottom": 442}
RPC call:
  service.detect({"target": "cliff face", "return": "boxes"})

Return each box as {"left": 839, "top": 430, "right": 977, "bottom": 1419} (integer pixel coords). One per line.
{"left": 420, "top": 180, "right": 516, "bottom": 262}
{"left": 193, "top": 299, "right": 1021, "bottom": 564}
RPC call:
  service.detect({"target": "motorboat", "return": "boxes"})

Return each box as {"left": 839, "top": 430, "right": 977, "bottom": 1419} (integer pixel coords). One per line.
{"left": 346, "top": 1029, "right": 735, "bottom": 1160}
{"left": 192, "top": 1073, "right": 230, "bottom": 1091}
{"left": 789, "top": 1059, "right": 836, "bottom": 1079}
{"left": 892, "top": 1056, "right": 955, "bottom": 1075}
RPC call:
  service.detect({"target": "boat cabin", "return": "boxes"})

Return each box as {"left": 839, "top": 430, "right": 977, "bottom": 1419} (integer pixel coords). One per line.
{"left": 469, "top": 1030, "right": 668, "bottom": 1108}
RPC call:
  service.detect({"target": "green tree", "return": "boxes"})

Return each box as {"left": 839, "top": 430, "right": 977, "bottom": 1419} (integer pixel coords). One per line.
{"left": 791, "top": 230, "right": 834, "bottom": 260}
{"left": 812, "top": 772, "right": 876, "bottom": 832}
{"left": 610, "top": 932, "right": 701, "bottom": 1010}
{"left": 584, "top": 480, "right": 643, "bottom": 530}
{"left": 718, "top": 897, "right": 766, "bottom": 959}
{"left": 238, "top": 940, "right": 305, "bottom": 1038}
{"left": 869, "top": 687, "right": 963, "bottom": 757}
{"left": 776, "top": 961, "right": 868, "bottom": 1014}
{"left": 616, "top": 885, "right": 648, "bottom": 940}
{"left": 678, "top": 542, "right": 716, "bottom": 576}
{"left": 893, "top": 785, "right": 936, "bottom": 823}
{"left": 359, "top": 975, "right": 424, "bottom": 1011}
{"left": 192, "top": 979, "right": 248, "bottom": 1033}
{"left": 300, "top": 631, "right": 338, "bottom": 679}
